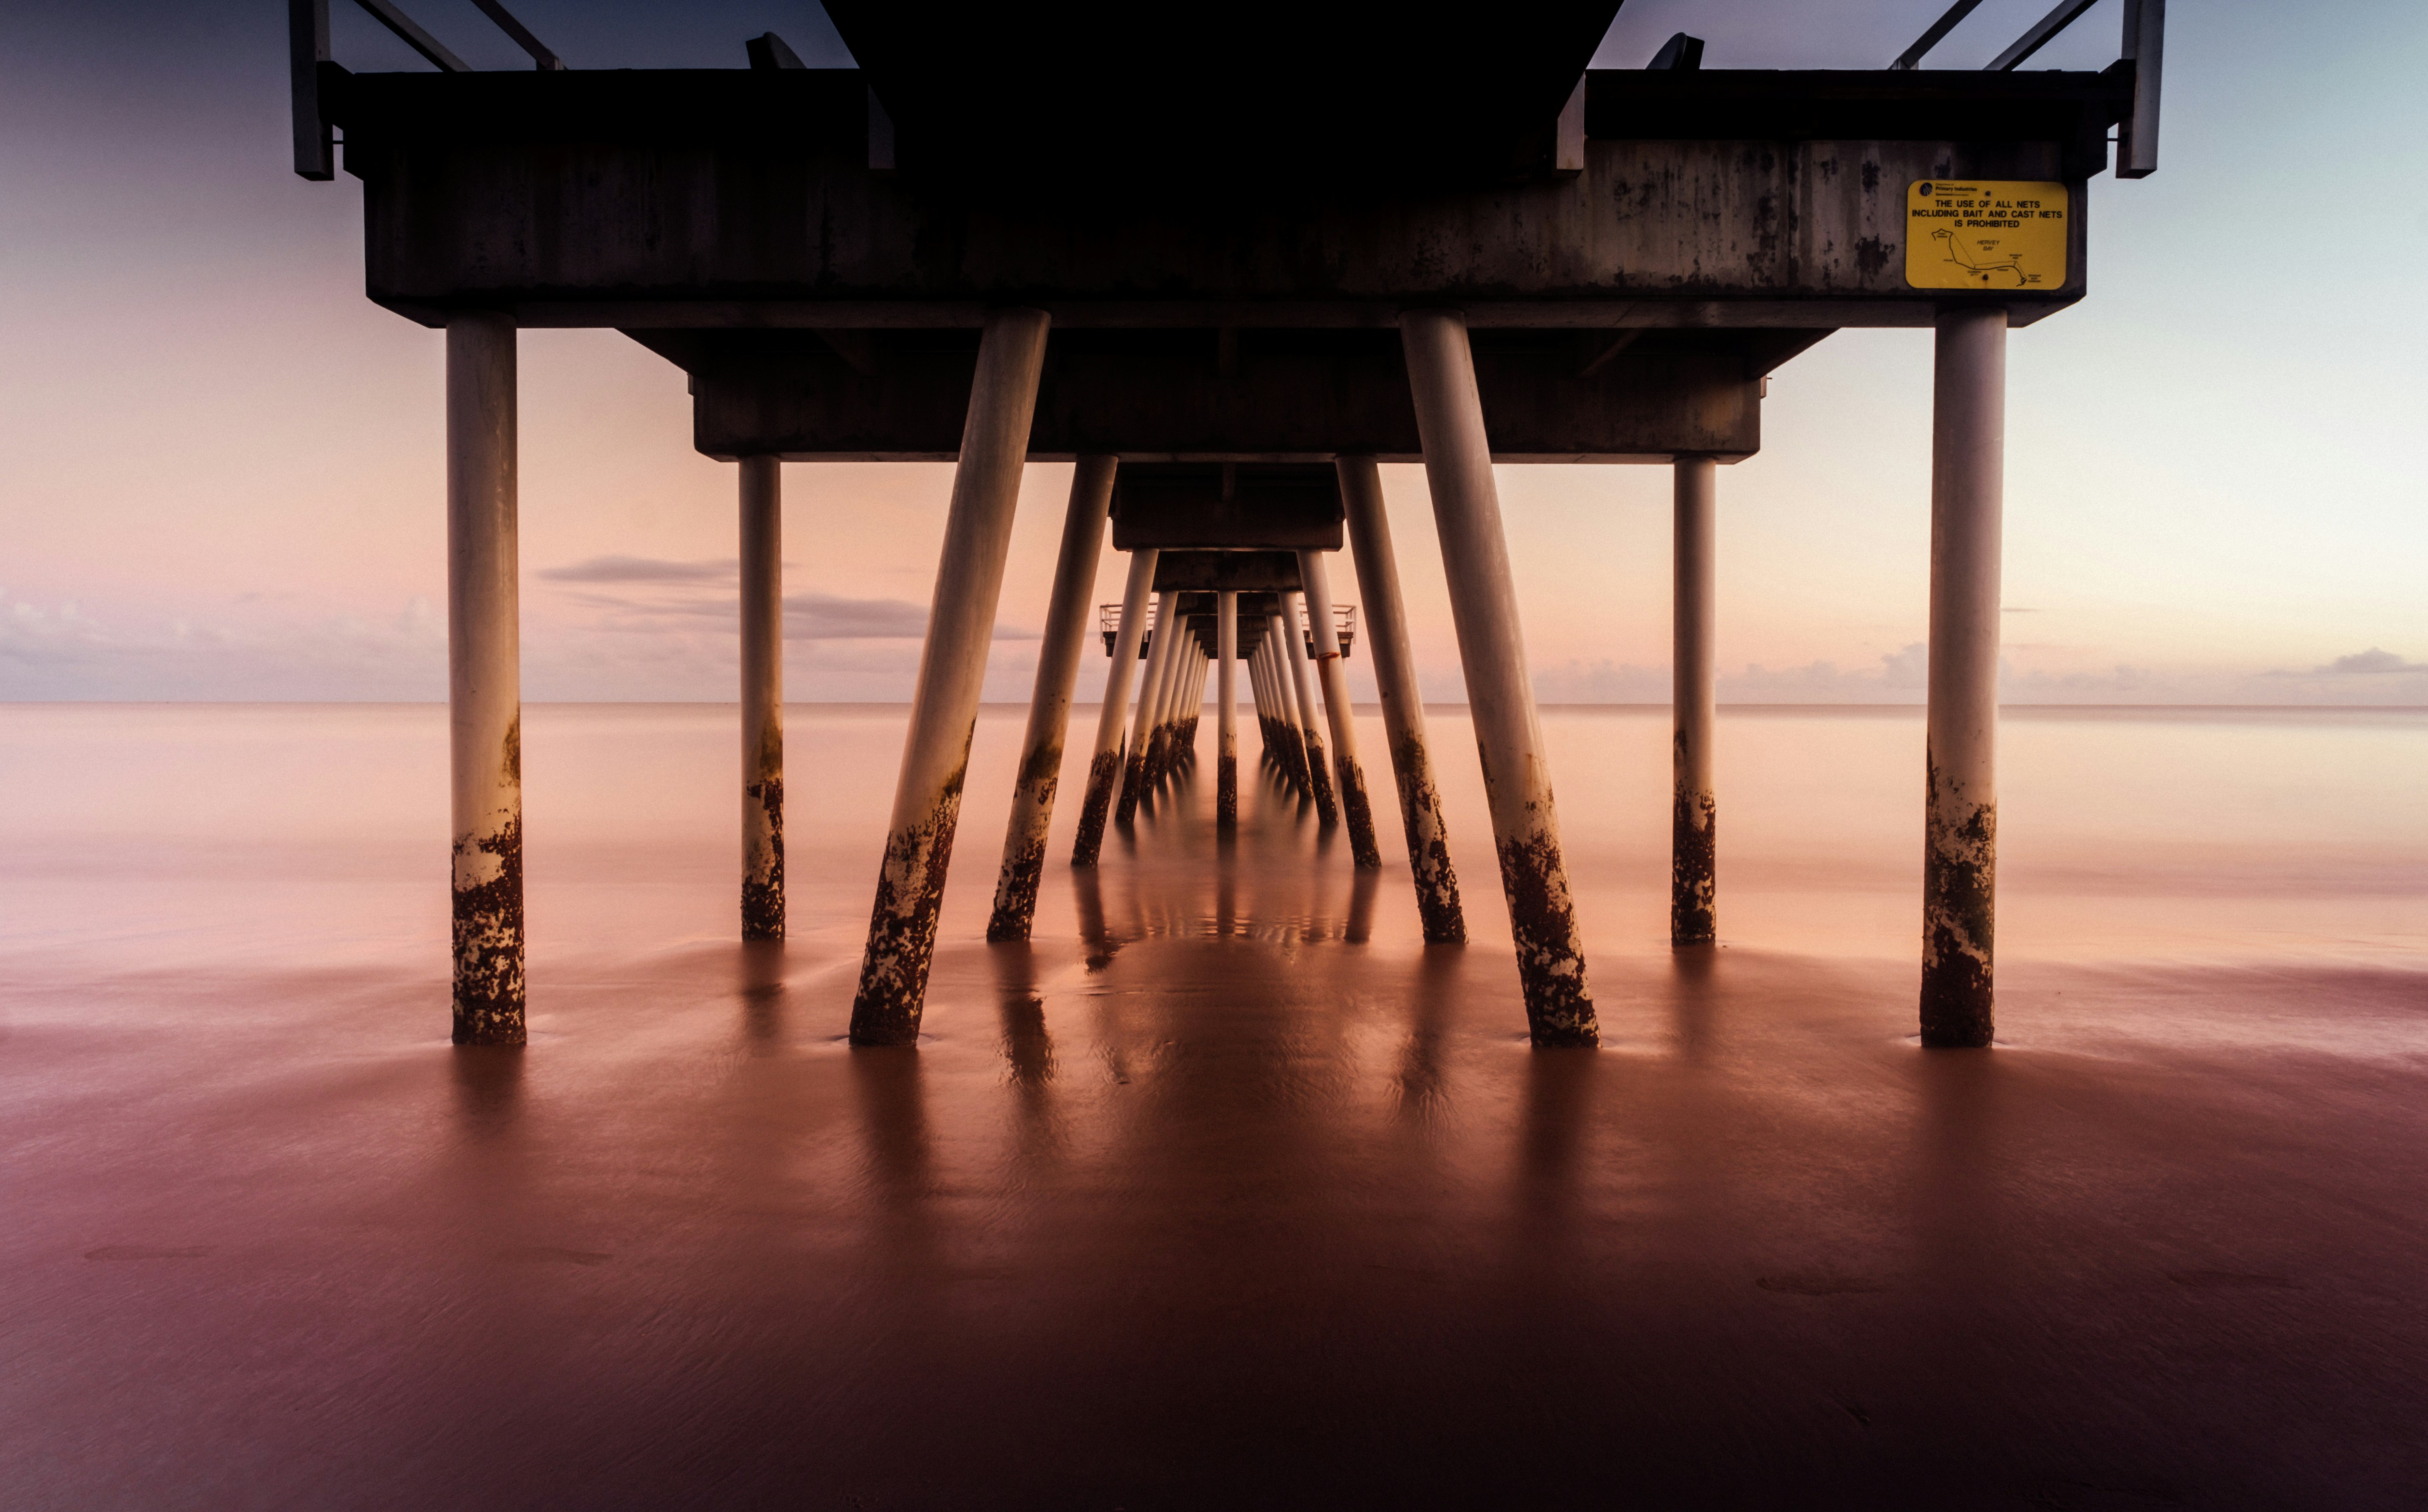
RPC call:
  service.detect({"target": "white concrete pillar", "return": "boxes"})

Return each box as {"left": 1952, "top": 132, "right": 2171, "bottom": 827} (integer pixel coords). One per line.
{"left": 1117, "top": 590, "right": 1179, "bottom": 826}
{"left": 1672, "top": 456, "right": 1717, "bottom": 948}
{"left": 740, "top": 454, "right": 785, "bottom": 942}
{"left": 1400, "top": 307, "right": 1597, "bottom": 1047}
{"left": 1072, "top": 549, "right": 1157, "bottom": 865}
{"left": 1280, "top": 595, "right": 1338, "bottom": 823}
{"left": 848, "top": 308, "right": 1051, "bottom": 1046}
{"left": 1300, "top": 552, "right": 1382, "bottom": 868}
{"left": 1217, "top": 591, "right": 1240, "bottom": 831}
{"left": 446, "top": 311, "right": 524, "bottom": 1046}
{"left": 1337, "top": 457, "right": 1465, "bottom": 942}
{"left": 987, "top": 455, "right": 1117, "bottom": 940}
{"left": 1922, "top": 306, "right": 2007, "bottom": 1048}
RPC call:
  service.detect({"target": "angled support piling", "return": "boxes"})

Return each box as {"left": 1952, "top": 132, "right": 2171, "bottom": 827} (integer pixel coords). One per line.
{"left": 1922, "top": 307, "right": 2006, "bottom": 1048}
{"left": 987, "top": 455, "right": 1117, "bottom": 940}
{"left": 740, "top": 455, "right": 785, "bottom": 940}
{"left": 1672, "top": 456, "right": 1717, "bottom": 948}
{"left": 1280, "top": 601, "right": 1338, "bottom": 823}
{"left": 1072, "top": 549, "right": 1158, "bottom": 865}
{"left": 446, "top": 311, "right": 525, "bottom": 1045}
{"left": 1118, "top": 591, "right": 1179, "bottom": 826}
{"left": 1338, "top": 457, "right": 1465, "bottom": 942}
{"left": 1217, "top": 591, "right": 1240, "bottom": 830}
{"left": 1401, "top": 308, "right": 1597, "bottom": 1048}
{"left": 1300, "top": 552, "right": 1382, "bottom": 867}
{"left": 849, "top": 308, "right": 1050, "bottom": 1046}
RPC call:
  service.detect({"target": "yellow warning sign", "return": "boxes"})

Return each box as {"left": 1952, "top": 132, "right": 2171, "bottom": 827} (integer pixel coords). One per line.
{"left": 1904, "top": 181, "right": 2069, "bottom": 290}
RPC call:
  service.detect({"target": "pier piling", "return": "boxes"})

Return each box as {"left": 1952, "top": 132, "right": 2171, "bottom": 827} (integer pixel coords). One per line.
{"left": 1338, "top": 457, "right": 1466, "bottom": 943}
{"left": 1280, "top": 599, "right": 1337, "bottom": 823}
{"left": 740, "top": 454, "right": 785, "bottom": 941}
{"left": 1921, "top": 307, "right": 2006, "bottom": 1048}
{"left": 848, "top": 308, "right": 1050, "bottom": 1046}
{"left": 1401, "top": 308, "right": 1597, "bottom": 1048}
{"left": 446, "top": 311, "right": 526, "bottom": 1046}
{"left": 1072, "top": 549, "right": 1157, "bottom": 865}
{"left": 1672, "top": 456, "right": 1717, "bottom": 948}
{"left": 1118, "top": 591, "right": 1179, "bottom": 826}
{"left": 1217, "top": 591, "right": 1239, "bottom": 830}
{"left": 988, "top": 455, "right": 1116, "bottom": 940}
{"left": 1300, "top": 552, "right": 1382, "bottom": 868}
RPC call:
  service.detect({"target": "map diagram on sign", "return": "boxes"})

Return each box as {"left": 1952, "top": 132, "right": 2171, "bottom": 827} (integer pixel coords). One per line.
{"left": 1904, "top": 181, "right": 2069, "bottom": 291}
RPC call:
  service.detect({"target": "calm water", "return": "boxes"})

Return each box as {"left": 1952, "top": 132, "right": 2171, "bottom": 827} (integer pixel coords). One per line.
{"left": 2, "top": 703, "right": 2424, "bottom": 1507}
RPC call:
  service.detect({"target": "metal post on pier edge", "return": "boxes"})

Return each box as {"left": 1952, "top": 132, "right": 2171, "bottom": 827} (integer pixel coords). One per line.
{"left": 1337, "top": 457, "right": 1465, "bottom": 942}
{"left": 445, "top": 310, "right": 525, "bottom": 1045}
{"left": 1216, "top": 591, "right": 1240, "bottom": 831}
{"left": 1299, "top": 552, "right": 1382, "bottom": 868}
{"left": 848, "top": 307, "right": 1051, "bottom": 1047}
{"left": 1922, "top": 306, "right": 2007, "bottom": 1048}
{"left": 1400, "top": 307, "right": 1597, "bottom": 1048}
{"left": 1671, "top": 456, "right": 1717, "bottom": 948}
{"left": 1072, "top": 549, "right": 1157, "bottom": 866}
{"left": 739, "top": 454, "right": 785, "bottom": 941}
{"left": 987, "top": 455, "right": 1117, "bottom": 941}
{"left": 1280, "top": 598, "right": 1338, "bottom": 824}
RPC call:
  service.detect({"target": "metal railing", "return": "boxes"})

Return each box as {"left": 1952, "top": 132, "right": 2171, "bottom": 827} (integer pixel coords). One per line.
{"left": 1099, "top": 603, "right": 1355, "bottom": 658}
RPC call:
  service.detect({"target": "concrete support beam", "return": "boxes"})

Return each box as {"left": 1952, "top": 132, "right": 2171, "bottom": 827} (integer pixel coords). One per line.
{"left": 1338, "top": 457, "right": 1465, "bottom": 943}
{"left": 1921, "top": 307, "right": 2006, "bottom": 1048}
{"left": 1118, "top": 591, "right": 1179, "bottom": 826}
{"left": 1217, "top": 591, "right": 1239, "bottom": 831}
{"left": 739, "top": 454, "right": 785, "bottom": 941}
{"left": 446, "top": 311, "right": 525, "bottom": 1046}
{"left": 1072, "top": 549, "right": 1157, "bottom": 865}
{"left": 1300, "top": 552, "right": 1382, "bottom": 869}
{"left": 987, "top": 454, "right": 1117, "bottom": 940}
{"left": 848, "top": 307, "right": 1050, "bottom": 1046}
{"left": 1401, "top": 308, "right": 1597, "bottom": 1048}
{"left": 1280, "top": 598, "right": 1338, "bottom": 824}
{"left": 1671, "top": 456, "right": 1717, "bottom": 948}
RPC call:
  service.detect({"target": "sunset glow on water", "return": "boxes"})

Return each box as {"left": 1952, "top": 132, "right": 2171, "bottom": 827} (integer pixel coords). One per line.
{"left": 3, "top": 703, "right": 2422, "bottom": 1505}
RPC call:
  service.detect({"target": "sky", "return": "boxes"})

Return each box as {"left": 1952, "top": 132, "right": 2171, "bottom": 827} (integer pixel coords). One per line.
{"left": 2, "top": 0, "right": 2423, "bottom": 705}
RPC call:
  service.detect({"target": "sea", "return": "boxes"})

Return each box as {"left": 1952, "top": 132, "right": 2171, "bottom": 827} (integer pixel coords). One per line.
{"left": 2, "top": 702, "right": 2423, "bottom": 1507}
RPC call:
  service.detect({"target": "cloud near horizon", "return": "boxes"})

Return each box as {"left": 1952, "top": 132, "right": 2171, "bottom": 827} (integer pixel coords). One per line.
{"left": 538, "top": 556, "right": 1039, "bottom": 642}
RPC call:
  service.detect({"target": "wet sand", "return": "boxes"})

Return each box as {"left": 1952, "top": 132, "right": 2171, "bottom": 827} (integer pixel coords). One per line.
{"left": 3, "top": 703, "right": 2424, "bottom": 1508}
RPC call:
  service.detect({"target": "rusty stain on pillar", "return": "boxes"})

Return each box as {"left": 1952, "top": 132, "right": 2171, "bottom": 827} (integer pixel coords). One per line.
{"left": 740, "top": 454, "right": 785, "bottom": 940}
{"left": 1299, "top": 551, "right": 1382, "bottom": 868}
{"left": 446, "top": 311, "right": 525, "bottom": 1046}
{"left": 1118, "top": 590, "right": 1179, "bottom": 826}
{"left": 1216, "top": 590, "right": 1239, "bottom": 830}
{"left": 1922, "top": 306, "right": 2006, "bottom": 1049}
{"left": 1337, "top": 457, "right": 1466, "bottom": 942}
{"left": 987, "top": 454, "right": 1117, "bottom": 940}
{"left": 1671, "top": 455, "right": 1718, "bottom": 948}
{"left": 1072, "top": 548, "right": 1157, "bottom": 866}
{"left": 1279, "top": 603, "right": 1337, "bottom": 823}
{"left": 1401, "top": 308, "right": 1596, "bottom": 1048}
{"left": 848, "top": 308, "right": 1050, "bottom": 1047}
